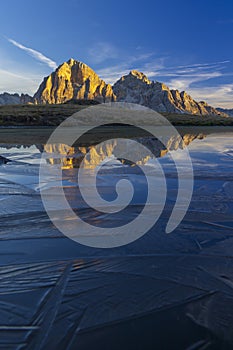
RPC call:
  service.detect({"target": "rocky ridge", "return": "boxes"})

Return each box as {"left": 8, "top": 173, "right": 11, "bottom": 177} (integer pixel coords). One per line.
{"left": 217, "top": 108, "right": 233, "bottom": 117}
{"left": 0, "top": 59, "right": 230, "bottom": 117}
{"left": 0, "top": 93, "right": 33, "bottom": 105}
{"left": 34, "top": 59, "right": 115, "bottom": 104}
{"left": 112, "top": 70, "right": 227, "bottom": 116}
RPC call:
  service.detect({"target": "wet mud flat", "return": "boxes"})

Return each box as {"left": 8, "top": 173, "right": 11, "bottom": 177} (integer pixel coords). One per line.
{"left": 0, "top": 128, "right": 232, "bottom": 349}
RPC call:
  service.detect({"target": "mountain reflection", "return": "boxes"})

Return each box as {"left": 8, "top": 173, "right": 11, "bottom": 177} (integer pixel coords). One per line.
{"left": 40, "top": 133, "right": 205, "bottom": 169}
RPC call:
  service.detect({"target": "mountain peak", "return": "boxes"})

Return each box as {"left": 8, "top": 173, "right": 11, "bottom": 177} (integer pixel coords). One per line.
{"left": 65, "top": 58, "right": 88, "bottom": 68}
{"left": 129, "top": 70, "right": 152, "bottom": 84}
{"left": 113, "top": 71, "right": 226, "bottom": 116}
{"left": 34, "top": 59, "right": 116, "bottom": 104}
{"left": 32, "top": 58, "right": 227, "bottom": 117}
{"left": 67, "top": 58, "right": 76, "bottom": 64}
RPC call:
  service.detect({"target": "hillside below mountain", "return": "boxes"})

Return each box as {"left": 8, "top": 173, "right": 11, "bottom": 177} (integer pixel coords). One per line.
{"left": 0, "top": 104, "right": 232, "bottom": 127}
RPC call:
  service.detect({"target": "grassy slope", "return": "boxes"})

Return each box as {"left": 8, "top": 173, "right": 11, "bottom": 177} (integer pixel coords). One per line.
{"left": 0, "top": 104, "right": 232, "bottom": 126}
{"left": 0, "top": 104, "right": 85, "bottom": 126}
{"left": 162, "top": 112, "right": 233, "bottom": 126}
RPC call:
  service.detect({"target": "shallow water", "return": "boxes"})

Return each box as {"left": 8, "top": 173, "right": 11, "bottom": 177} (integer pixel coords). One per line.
{"left": 0, "top": 129, "right": 233, "bottom": 349}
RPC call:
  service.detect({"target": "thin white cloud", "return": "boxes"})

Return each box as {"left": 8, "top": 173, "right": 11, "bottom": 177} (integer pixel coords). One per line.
{"left": 88, "top": 42, "right": 118, "bottom": 64}
{"left": 7, "top": 38, "right": 57, "bottom": 70}
{"left": 140, "top": 61, "right": 232, "bottom": 107}
{"left": 97, "top": 58, "right": 233, "bottom": 108}
{"left": 148, "top": 60, "right": 229, "bottom": 81}
{"left": 0, "top": 69, "right": 42, "bottom": 95}
{"left": 148, "top": 61, "right": 233, "bottom": 108}
{"left": 96, "top": 54, "right": 166, "bottom": 84}
{"left": 165, "top": 72, "right": 223, "bottom": 91}
{"left": 97, "top": 59, "right": 228, "bottom": 87}
{"left": 188, "top": 84, "right": 233, "bottom": 108}
{"left": 97, "top": 64, "right": 131, "bottom": 84}
{"left": 1, "top": 41, "right": 232, "bottom": 109}
{"left": 164, "top": 61, "right": 230, "bottom": 70}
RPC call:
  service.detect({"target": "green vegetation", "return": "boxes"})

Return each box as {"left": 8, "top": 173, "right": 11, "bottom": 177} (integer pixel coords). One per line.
{"left": 162, "top": 112, "right": 233, "bottom": 126}
{"left": 63, "top": 99, "right": 100, "bottom": 105}
{"left": 0, "top": 104, "right": 86, "bottom": 126}
{"left": 0, "top": 104, "right": 232, "bottom": 127}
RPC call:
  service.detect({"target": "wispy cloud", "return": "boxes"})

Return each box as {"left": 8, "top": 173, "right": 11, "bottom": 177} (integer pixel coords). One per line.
{"left": 7, "top": 38, "right": 57, "bottom": 69}
{"left": 0, "top": 68, "right": 42, "bottom": 94}
{"left": 1, "top": 37, "right": 232, "bottom": 108}
{"left": 97, "top": 58, "right": 232, "bottom": 108}
{"left": 96, "top": 54, "right": 166, "bottom": 84}
{"left": 142, "top": 60, "right": 233, "bottom": 107}
{"left": 188, "top": 84, "right": 233, "bottom": 108}
{"left": 147, "top": 60, "right": 230, "bottom": 88}
{"left": 165, "top": 72, "right": 223, "bottom": 91}
{"left": 97, "top": 58, "right": 229, "bottom": 89}
{"left": 166, "top": 61, "right": 230, "bottom": 70}
{"left": 88, "top": 42, "right": 118, "bottom": 64}
{"left": 133, "top": 60, "right": 229, "bottom": 78}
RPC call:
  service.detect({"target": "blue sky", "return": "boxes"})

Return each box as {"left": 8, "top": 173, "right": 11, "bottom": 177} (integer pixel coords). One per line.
{"left": 0, "top": 0, "right": 233, "bottom": 107}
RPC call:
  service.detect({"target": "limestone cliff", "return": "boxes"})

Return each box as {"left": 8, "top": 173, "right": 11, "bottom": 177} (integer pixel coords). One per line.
{"left": 34, "top": 59, "right": 116, "bottom": 104}
{"left": 113, "top": 71, "right": 226, "bottom": 116}
{"left": 2, "top": 59, "right": 230, "bottom": 116}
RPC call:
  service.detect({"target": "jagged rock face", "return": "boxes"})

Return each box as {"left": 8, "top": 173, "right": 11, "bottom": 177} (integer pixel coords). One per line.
{"left": 113, "top": 71, "right": 226, "bottom": 116}
{"left": 0, "top": 93, "right": 33, "bottom": 105}
{"left": 34, "top": 59, "right": 116, "bottom": 104}
{"left": 1, "top": 61, "right": 231, "bottom": 116}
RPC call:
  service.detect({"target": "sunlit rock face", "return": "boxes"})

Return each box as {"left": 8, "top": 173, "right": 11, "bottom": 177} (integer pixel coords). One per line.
{"left": 33, "top": 60, "right": 227, "bottom": 116}
{"left": 113, "top": 71, "right": 226, "bottom": 116}
{"left": 34, "top": 59, "right": 116, "bottom": 104}
{"left": 42, "top": 133, "right": 205, "bottom": 169}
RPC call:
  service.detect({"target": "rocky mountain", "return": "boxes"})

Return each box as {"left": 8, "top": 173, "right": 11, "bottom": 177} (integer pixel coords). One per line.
{"left": 0, "top": 92, "right": 33, "bottom": 105}
{"left": 217, "top": 108, "right": 233, "bottom": 117}
{"left": 113, "top": 70, "right": 226, "bottom": 116}
{"left": 34, "top": 59, "right": 115, "bottom": 104}
{"left": 1, "top": 59, "right": 230, "bottom": 117}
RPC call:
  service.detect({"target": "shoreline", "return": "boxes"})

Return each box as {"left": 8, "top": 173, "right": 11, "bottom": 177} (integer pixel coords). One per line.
{"left": 0, "top": 125, "right": 232, "bottom": 146}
